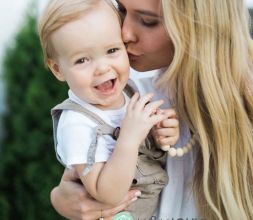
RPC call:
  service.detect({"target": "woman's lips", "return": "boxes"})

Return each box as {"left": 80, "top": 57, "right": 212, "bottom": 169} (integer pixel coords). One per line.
{"left": 128, "top": 52, "right": 141, "bottom": 61}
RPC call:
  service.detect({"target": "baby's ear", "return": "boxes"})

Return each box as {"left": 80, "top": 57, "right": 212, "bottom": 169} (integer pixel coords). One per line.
{"left": 47, "top": 59, "right": 65, "bottom": 81}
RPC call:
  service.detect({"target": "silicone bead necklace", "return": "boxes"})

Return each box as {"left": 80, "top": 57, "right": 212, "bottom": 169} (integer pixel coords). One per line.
{"left": 161, "top": 133, "right": 197, "bottom": 157}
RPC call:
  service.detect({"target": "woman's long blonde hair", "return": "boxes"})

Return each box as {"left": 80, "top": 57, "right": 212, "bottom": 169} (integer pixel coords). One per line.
{"left": 160, "top": 0, "right": 253, "bottom": 219}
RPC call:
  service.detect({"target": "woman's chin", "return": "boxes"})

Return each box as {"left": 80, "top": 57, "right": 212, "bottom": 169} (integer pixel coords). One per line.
{"left": 130, "top": 63, "right": 152, "bottom": 72}
{"left": 130, "top": 61, "right": 165, "bottom": 72}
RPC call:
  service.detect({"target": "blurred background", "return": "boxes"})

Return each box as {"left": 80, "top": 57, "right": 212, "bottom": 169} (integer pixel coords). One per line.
{"left": 0, "top": 0, "right": 252, "bottom": 219}
{"left": 0, "top": 1, "right": 67, "bottom": 219}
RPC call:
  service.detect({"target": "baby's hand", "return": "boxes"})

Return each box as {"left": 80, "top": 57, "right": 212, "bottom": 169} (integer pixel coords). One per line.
{"left": 152, "top": 108, "right": 180, "bottom": 148}
{"left": 119, "top": 93, "right": 168, "bottom": 147}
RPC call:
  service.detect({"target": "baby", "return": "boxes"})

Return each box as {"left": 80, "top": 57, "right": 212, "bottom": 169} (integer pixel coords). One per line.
{"left": 39, "top": 0, "right": 179, "bottom": 219}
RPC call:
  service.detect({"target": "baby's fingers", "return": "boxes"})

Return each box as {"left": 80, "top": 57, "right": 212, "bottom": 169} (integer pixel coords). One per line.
{"left": 149, "top": 113, "right": 168, "bottom": 125}
{"left": 127, "top": 93, "right": 139, "bottom": 111}
{"left": 144, "top": 100, "right": 164, "bottom": 116}
{"left": 134, "top": 93, "right": 154, "bottom": 112}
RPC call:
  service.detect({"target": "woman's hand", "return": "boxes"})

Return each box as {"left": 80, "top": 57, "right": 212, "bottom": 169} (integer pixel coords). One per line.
{"left": 50, "top": 169, "right": 140, "bottom": 220}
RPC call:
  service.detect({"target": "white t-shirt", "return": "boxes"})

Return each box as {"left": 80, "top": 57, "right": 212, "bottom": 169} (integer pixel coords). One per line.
{"left": 56, "top": 90, "right": 129, "bottom": 167}
{"left": 129, "top": 68, "right": 199, "bottom": 219}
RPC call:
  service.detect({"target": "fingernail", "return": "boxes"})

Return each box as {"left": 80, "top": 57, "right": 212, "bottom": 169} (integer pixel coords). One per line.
{"left": 134, "top": 191, "right": 141, "bottom": 197}
{"left": 131, "top": 197, "right": 138, "bottom": 202}
{"left": 156, "top": 109, "right": 161, "bottom": 114}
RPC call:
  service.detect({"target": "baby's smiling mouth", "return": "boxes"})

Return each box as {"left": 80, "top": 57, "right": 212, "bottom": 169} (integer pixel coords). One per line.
{"left": 94, "top": 78, "right": 116, "bottom": 93}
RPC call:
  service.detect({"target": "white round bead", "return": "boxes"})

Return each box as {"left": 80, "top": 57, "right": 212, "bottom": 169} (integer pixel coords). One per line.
{"left": 176, "top": 148, "right": 184, "bottom": 157}
{"left": 183, "top": 146, "right": 189, "bottom": 154}
{"left": 187, "top": 143, "right": 192, "bottom": 150}
{"left": 168, "top": 148, "right": 177, "bottom": 157}
{"left": 161, "top": 145, "right": 171, "bottom": 151}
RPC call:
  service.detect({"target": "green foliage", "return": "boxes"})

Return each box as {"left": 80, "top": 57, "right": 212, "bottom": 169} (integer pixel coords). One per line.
{"left": 0, "top": 8, "right": 68, "bottom": 220}
{"left": 250, "top": 8, "right": 253, "bottom": 37}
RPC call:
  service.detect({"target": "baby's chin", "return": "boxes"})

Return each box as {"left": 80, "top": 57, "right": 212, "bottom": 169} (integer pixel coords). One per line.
{"left": 94, "top": 96, "right": 125, "bottom": 111}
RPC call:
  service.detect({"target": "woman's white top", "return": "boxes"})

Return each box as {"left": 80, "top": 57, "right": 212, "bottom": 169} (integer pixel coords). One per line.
{"left": 129, "top": 68, "right": 199, "bottom": 219}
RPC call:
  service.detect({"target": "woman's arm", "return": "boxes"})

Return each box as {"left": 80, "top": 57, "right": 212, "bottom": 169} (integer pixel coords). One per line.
{"left": 51, "top": 169, "right": 141, "bottom": 220}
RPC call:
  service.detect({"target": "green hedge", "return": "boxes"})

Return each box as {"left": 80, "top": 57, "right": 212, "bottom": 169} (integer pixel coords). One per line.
{"left": 249, "top": 8, "right": 253, "bottom": 37}
{"left": 0, "top": 10, "right": 68, "bottom": 220}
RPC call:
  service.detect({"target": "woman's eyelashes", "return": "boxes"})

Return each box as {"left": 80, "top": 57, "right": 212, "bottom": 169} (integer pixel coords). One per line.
{"left": 115, "top": 0, "right": 158, "bottom": 28}
{"left": 140, "top": 18, "right": 159, "bottom": 27}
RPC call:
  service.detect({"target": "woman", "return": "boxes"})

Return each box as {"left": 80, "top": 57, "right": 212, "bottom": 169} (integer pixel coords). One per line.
{"left": 51, "top": 0, "right": 253, "bottom": 219}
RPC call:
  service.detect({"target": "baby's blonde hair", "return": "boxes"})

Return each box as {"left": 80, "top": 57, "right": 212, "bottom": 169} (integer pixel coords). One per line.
{"left": 38, "top": 0, "right": 118, "bottom": 65}
{"left": 160, "top": 0, "right": 253, "bottom": 219}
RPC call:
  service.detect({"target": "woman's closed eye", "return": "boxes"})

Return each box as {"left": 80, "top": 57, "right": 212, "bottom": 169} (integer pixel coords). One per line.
{"left": 75, "top": 57, "right": 90, "bottom": 65}
{"left": 141, "top": 18, "right": 159, "bottom": 27}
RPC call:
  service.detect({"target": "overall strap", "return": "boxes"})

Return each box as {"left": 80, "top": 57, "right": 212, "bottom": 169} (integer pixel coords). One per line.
{"left": 51, "top": 99, "right": 110, "bottom": 126}
{"left": 51, "top": 99, "right": 116, "bottom": 174}
{"left": 123, "top": 84, "right": 135, "bottom": 98}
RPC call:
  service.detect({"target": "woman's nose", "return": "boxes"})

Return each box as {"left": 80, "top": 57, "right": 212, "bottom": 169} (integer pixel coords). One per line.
{"left": 122, "top": 16, "right": 137, "bottom": 44}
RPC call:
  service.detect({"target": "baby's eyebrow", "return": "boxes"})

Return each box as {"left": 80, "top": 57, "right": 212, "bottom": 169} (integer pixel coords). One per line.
{"left": 106, "top": 42, "right": 125, "bottom": 48}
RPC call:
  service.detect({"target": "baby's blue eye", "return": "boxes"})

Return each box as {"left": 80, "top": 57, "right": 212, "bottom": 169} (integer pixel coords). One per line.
{"left": 107, "top": 48, "right": 119, "bottom": 54}
{"left": 75, "top": 57, "right": 89, "bottom": 64}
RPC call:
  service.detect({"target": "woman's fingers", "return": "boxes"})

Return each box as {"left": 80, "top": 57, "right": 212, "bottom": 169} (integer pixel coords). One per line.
{"left": 61, "top": 168, "right": 80, "bottom": 182}
{"left": 157, "top": 135, "right": 179, "bottom": 146}
{"left": 161, "top": 108, "right": 177, "bottom": 119}
{"left": 160, "top": 118, "right": 179, "bottom": 128}
{"left": 152, "top": 111, "right": 180, "bottom": 146}
{"left": 102, "top": 190, "right": 140, "bottom": 218}
{"left": 154, "top": 127, "right": 179, "bottom": 137}
{"left": 100, "top": 197, "right": 137, "bottom": 219}
{"left": 79, "top": 190, "right": 140, "bottom": 220}
{"left": 153, "top": 126, "right": 180, "bottom": 146}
